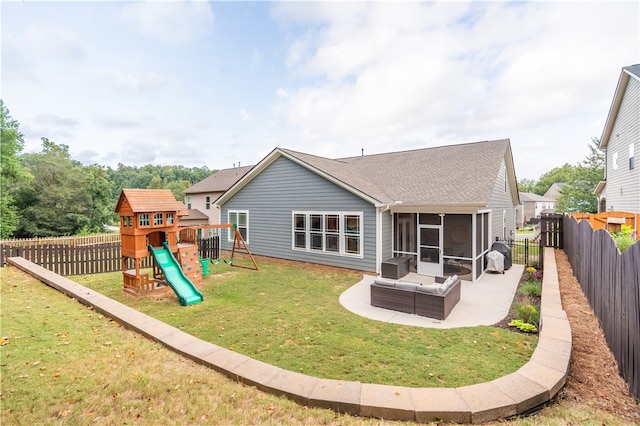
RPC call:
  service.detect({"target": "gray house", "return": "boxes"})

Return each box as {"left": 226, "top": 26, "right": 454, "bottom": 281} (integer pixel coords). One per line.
{"left": 216, "top": 139, "right": 520, "bottom": 282}
{"left": 595, "top": 64, "right": 640, "bottom": 213}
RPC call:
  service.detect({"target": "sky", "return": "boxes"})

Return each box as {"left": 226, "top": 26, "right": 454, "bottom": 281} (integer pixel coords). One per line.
{"left": 2, "top": 1, "right": 639, "bottom": 181}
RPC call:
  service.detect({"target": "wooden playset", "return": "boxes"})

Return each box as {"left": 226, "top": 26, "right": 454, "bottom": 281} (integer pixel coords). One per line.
{"left": 115, "top": 189, "right": 257, "bottom": 301}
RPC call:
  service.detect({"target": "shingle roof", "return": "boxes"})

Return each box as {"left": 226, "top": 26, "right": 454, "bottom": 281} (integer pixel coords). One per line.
{"left": 115, "top": 189, "right": 187, "bottom": 214}
{"left": 279, "top": 139, "right": 513, "bottom": 206}
{"left": 519, "top": 192, "right": 555, "bottom": 203}
{"left": 624, "top": 64, "right": 640, "bottom": 79}
{"left": 182, "top": 209, "right": 209, "bottom": 221}
{"left": 183, "top": 165, "right": 253, "bottom": 194}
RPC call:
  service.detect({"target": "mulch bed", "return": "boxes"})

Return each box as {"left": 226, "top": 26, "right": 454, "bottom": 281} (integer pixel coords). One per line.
{"left": 554, "top": 249, "right": 639, "bottom": 422}
{"left": 493, "top": 250, "right": 640, "bottom": 421}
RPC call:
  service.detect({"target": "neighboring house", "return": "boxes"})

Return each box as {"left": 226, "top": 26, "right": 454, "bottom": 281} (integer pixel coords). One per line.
{"left": 215, "top": 139, "right": 520, "bottom": 282}
{"left": 595, "top": 64, "right": 640, "bottom": 213}
{"left": 516, "top": 192, "right": 556, "bottom": 227}
{"left": 181, "top": 165, "right": 253, "bottom": 226}
{"left": 544, "top": 182, "right": 566, "bottom": 202}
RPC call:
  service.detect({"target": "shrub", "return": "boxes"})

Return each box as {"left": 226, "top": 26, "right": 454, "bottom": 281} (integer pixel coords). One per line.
{"left": 508, "top": 319, "right": 538, "bottom": 333}
{"left": 610, "top": 224, "right": 637, "bottom": 253}
{"left": 519, "top": 280, "right": 542, "bottom": 298}
{"left": 512, "top": 295, "right": 540, "bottom": 327}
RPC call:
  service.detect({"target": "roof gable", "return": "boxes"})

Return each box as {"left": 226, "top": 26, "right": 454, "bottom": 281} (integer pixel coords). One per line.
{"left": 600, "top": 64, "right": 640, "bottom": 149}
{"left": 183, "top": 165, "right": 253, "bottom": 194}
{"left": 218, "top": 139, "right": 518, "bottom": 208}
{"left": 519, "top": 192, "right": 555, "bottom": 203}
{"left": 115, "top": 189, "right": 187, "bottom": 214}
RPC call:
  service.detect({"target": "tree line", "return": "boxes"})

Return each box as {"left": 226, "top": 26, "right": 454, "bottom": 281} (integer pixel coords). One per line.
{"left": 1, "top": 100, "right": 604, "bottom": 239}
{"left": 517, "top": 138, "right": 604, "bottom": 215}
{"left": 1, "top": 101, "right": 212, "bottom": 239}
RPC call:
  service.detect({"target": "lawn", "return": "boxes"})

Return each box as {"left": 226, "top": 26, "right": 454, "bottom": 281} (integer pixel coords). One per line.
{"left": 71, "top": 257, "right": 537, "bottom": 388}
{"left": 2, "top": 264, "right": 633, "bottom": 426}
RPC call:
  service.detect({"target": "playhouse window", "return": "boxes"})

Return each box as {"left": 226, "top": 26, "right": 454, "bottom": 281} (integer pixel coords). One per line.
{"left": 291, "top": 211, "right": 362, "bottom": 256}
{"left": 139, "top": 214, "right": 150, "bottom": 227}
{"left": 228, "top": 211, "right": 248, "bottom": 242}
{"left": 122, "top": 216, "right": 133, "bottom": 228}
{"left": 166, "top": 213, "right": 174, "bottom": 225}
{"left": 154, "top": 213, "right": 164, "bottom": 226}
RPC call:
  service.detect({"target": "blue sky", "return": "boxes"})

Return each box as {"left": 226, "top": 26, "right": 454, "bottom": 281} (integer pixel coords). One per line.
{"left": 2, "top": 1, "right": 638, "bottom": 180}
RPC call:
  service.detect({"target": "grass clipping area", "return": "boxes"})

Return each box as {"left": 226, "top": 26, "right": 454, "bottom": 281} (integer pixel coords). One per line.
{"left": 70, "top": 259, "right": 535, "bottom": 388}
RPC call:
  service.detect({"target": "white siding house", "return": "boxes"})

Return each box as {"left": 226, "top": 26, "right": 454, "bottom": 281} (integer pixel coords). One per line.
{"left": 181, "top": 165, "right": 253, "bottom": 226}
{"left": 595, "top": 64, "right": 640, "bottom": 213}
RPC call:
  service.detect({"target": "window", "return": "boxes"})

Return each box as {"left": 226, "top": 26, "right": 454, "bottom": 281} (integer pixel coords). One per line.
{"left": 344, "top": 215, "right": 361, "bottom": 254}
{"left": 187, "top": 196, "right": 192, "bottom": 209}
{"left": 325, "top": 214, "right": 339, "bottom": 252}
{"left": 206, "top": 196, "right": 211, "bottom": 210}
{"left": 139, "top": 214, "right": 150, "bottom": 227}
{"left": 166, "top": 213, "right": 174, "bottom": 225}
{"left": 292, "top": 211, "right": 362, "bottom": 256}
{"left": 630, "top": 144, "right": 635, "bottom": 170}
{"left": 294, "top": 214, "right": 306, "bottom": 248}
{"left": 228, "top": 211, "right": 248, "bottom": 242}
{"left": 154, "top": 213, "right": 164, "bottom": 226}
{"left": 121, "top": 216, "right": 133, "bottom": 228}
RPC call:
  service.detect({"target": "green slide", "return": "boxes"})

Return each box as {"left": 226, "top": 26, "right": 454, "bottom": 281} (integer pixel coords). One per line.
{"left": 148, "top": 242, "right": 203, "bottom": 306}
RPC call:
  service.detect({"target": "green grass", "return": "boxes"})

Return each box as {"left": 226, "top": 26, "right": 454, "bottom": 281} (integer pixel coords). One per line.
{"left": 71, "top": 259, "right": 536, "bottom": 388}
{"left": 3, "top": 266, "right": 635, "bottom": 425}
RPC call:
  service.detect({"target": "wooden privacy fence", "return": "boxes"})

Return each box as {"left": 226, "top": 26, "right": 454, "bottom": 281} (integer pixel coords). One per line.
{"left": 563, "top": 215, "right": 640, "bottom": 400}
{"left": 0, "top": 242, "right": 139, "bottom": 275}
{"left": 1, "top": 237, "right": 220, "bottom": 277}
{"left": 540, "top": 213, "right": 563, "bottom": 248}
{"left": 0, "top": 233, "right": 121, "bottom": 247}
{"left": 568, "top": 211, "right": 640, "bottom": 240}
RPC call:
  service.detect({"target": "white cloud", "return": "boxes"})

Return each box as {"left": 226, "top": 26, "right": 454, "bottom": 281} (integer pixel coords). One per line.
{"left": 271, "top": 1, "right": 639, "bottom": 178}
{"left": 119, "top": 1, "right": 214, "bottom": 44}
{"left": 93, "top": 67, "right": 181, "bottom": 94}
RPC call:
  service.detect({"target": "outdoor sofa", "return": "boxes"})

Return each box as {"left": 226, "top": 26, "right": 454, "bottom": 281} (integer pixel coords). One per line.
{"left": 370, "top": 275, "right": 461, "bottom": 320}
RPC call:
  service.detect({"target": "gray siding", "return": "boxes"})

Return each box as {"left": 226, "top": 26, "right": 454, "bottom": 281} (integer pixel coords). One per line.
{"left": 221, "top": 156, "right": 378, "bottom": 272}
{"left": 605, "top": 76, "right": 640, "bottom": 212}
{"left": 488, "top": 159, "right": 517, "bottom": 240}
{"left": 380, "top": 210, "right": 393, "bottom": 262}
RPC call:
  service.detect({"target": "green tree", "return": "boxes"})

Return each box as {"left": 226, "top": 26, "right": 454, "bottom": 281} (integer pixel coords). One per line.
{"left": 83, "top": 164, "right": 116, "bottom": 230}
{"left": 146, "top": 174, "right": 164, "bottom": 189}
{"left": 531, "top": 163, "right": 576, "bottom": 196}
{"left": 13, "top": 139, "right": 92, "bottom": 237}
{"left": 555, "top": 139, "right": 604, "bottom": 213}
{"left": 517, "top": 178, "right": 536, "bottom": 193}
{"left": 0, "top": 100, "right": 31, "bottom": 238}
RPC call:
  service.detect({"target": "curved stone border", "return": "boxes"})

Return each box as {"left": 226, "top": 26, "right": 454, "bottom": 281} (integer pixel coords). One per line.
{"left": 8, "top": 247, "right": 569, "bottom": 424}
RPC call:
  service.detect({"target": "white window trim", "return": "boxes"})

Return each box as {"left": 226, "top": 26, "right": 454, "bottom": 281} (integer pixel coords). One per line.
{"left": 228, "top": 210, "right": 249, "bottom": 243}
{"left": 291, "top": 211, "right": 363, "bottom": 258}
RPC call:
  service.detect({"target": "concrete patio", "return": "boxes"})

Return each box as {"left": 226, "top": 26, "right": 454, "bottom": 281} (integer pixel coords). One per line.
{"left": 340, "top": 265, "right": 524, "bottom": 328}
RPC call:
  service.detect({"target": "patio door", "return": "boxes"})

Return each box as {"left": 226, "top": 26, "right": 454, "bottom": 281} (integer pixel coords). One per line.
{"left": 418, "top": 224, "right": 443, "bottom": 276}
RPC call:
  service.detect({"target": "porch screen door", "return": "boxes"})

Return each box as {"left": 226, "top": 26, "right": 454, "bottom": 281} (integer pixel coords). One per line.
{"left": 418, "top": 224, "right": 443, "bottom": 276}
